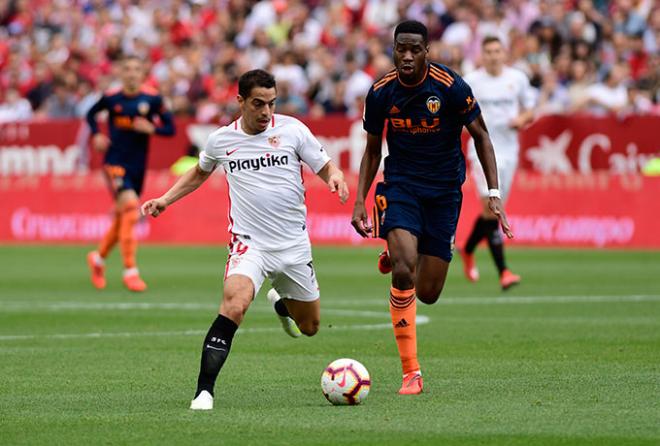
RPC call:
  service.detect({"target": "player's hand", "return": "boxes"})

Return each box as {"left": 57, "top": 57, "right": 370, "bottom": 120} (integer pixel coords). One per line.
{"left": 141, "top": 198, "right": 168, "bottom": 217}
{"left": 327, "top": 173, "right": 349, "bottom": 204}
{"left": 351, "top": 201, "right": 372, "bottom": 238}
{"left": 92, "top": 133, "right": 110, "bottom": 152}
{"left": 508, "top": 116, "right": 526, "bottom": 130}
{"left": 133, "top": 117, "right": 156, "bottom": 134}
{"left": 488, "top": 197, "right": 514, "bottom": 239}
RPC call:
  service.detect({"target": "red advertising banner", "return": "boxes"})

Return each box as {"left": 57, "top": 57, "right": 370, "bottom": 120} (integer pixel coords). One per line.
{"left": 1, "top": 115, "right": 658, "bottom": 175}
{"left": 518, "top": 115, "right": 660, "bottom": 174}
{"left": 1, "top": 173, "right": 658, "bottom": 248}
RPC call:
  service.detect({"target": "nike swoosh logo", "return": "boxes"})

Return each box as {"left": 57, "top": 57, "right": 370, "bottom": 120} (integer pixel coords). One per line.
{"left": 205, "top": 344, "right": 227, "bottom": 352}
{"left": 227, "top": 148, "right": 240, "bottom": 155}
{"left": 338, "top": 367, "right": 347, "bottom": 387}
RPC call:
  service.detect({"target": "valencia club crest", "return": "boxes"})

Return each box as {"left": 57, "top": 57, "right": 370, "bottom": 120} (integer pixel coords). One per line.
{"left": 426, "top": 96, "right": 441, "bottom": 114}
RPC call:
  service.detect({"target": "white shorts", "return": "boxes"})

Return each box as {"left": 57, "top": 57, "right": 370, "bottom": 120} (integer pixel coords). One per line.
{"left": 224, "top": 234, "right": 319, "bottom": 302}
{"left": 469, "top": 156, "right": 518, "bottom": 203}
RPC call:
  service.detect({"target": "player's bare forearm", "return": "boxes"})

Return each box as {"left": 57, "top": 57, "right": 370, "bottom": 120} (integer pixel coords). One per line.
{"left": 143, "top": 165, "right": 211, "bottom": 217}
{"left": 162, "top": 165, "right": 211, "bottom": 205}
{"left": 355, "top": 133, "right": 382, "bottom": 205}
{"left": 351, "top": 133, "right": 381, "bottom": 237}
{"left": 467, "top": 115, "right": 498, "bottom": 190}
{"left": 317, "top": 161, "right": 349, "bottom": 204}
{"left": 511, "top": 108, "right": 535, "bottom": 129}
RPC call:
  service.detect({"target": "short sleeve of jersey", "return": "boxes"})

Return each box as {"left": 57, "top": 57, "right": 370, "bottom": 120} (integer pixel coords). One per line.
{"left": 449, "top": 74, "right": 481, "bottom": 126}
{"left": 198, "top": 133, "right": 220, "bottom": 172}
{"left": 362, "top": 86, "right": 385, "bottom": 136}
{"left": 296, "top": 122, "right": 331, "bottom": 173}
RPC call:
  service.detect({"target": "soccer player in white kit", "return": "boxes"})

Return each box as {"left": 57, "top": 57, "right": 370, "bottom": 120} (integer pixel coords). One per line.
{"left": 141, "top": 70, "right": 349, "bottom": 410}
{"left": 461, "top": 36, "right": 535, "bottom": 290}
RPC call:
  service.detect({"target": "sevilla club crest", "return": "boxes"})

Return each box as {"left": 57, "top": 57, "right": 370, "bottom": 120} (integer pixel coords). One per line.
{"left": 268, "top": 135, "right": 280, "bottom": 148}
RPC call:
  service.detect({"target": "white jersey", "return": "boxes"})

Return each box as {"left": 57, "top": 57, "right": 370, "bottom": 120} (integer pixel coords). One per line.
{"left": 464, "top": 67, "right": 535, "bottom": 161}
{"left": 198, "top": 114, "right": 331, "bottom": 250}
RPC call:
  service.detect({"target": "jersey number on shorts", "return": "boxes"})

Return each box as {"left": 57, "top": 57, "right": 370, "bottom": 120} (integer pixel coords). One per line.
{"left": 372, "top": 195, "right": 388, "bottom": 239}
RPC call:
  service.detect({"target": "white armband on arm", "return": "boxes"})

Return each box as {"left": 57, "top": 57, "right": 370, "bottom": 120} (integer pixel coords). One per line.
{"left": 488, "top": 189, "right": 501, "bottom": 199}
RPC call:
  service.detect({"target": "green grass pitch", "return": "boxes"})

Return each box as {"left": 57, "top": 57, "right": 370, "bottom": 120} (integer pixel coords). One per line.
{"left": 0, "top": 245, "right": 659, "bottom": 445}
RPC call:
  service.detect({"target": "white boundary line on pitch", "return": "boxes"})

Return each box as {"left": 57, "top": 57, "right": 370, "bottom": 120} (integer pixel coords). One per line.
{"left": 0, "top": 294, "right": 659, "bottom": 312}
{"left": 0, "top": 313, "right": 430, "bottom": 342}
{"left": 330, "top": 294, "right": 660, "bottom": 306}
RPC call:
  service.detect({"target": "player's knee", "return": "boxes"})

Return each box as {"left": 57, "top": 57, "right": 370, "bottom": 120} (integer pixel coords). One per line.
{"left": 391, "top": 261, "right": 416, "bottom": 289}
{"left": 417, "top": 287, "right": 443, "bottom": 305}
{"left": 299, "top": 318, "right": 319, "bottom": 336}
{"left": 220, "top": 293, "right": 251, "bottom": 323}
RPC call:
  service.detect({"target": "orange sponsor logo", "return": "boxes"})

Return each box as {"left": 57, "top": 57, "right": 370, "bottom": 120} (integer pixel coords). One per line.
{"left": 389, "top": 118, "right": 440, "bottom": 134}
{"left": 113, "top": 116, "right": 133, "bottom": 129}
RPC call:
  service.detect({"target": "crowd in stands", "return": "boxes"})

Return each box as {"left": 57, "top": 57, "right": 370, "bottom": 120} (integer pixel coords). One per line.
{"left": 0, "top": 0, "right": 658, "bottom": 125}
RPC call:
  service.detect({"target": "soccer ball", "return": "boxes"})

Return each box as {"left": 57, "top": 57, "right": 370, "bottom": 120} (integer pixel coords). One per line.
{"left": 321, "top": 358, "right": 371, "bottom": 405}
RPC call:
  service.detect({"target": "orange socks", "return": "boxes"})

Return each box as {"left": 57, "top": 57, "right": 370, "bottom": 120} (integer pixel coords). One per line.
{"left": 119, "top": 199, "right": 139, "bottom": 269}
{"left": 98, "top": 211, "right": 120, "bottom": 258}
{"left": 389, "top": 287, "right": 419, "bottom": 375}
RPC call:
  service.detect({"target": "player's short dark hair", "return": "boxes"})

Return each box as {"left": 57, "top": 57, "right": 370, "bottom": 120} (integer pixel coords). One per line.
{"left": 482, "top": 36, "right": 503, "bottom": 47}
{"left": 238, "top": 69, "right": 277, "bottom": 98}
{"left": 394, "top": 20, "right": 428, "bottom": 44}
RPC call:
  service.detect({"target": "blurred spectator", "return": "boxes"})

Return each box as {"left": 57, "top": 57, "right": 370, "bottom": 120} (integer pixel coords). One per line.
{"left": 537, "top": 69, "right": 569, "bottom": 115}
{"left": 567, "top": 59, "right": 594, "bottom": 109}
{"left": 613, "top": 0, "right": 647, "bottom": 36}
{"left": 75, "top": 78, "right": 100, "bottom": 117}
{"left": 573, "top": 62, "right": 629, "bottom": 115}
{"left": 0, "top": 87, "right": 33, "bottom": 123}
{"left": 628, "top": 79, "right": 654, "bottom": 114}
{"left": 44, "top": 77, "right": 77, "bottom": 118}
{"left": 342, "top": 53, "right": 373, "bottom": 116}
{"left": 271, "top": 50, "right": 309, "bottom": 97}
{"left": 277, "top": 80, "right": 308, "bottom": 116}
{"left": 25, "top": 62, "right": 53, "bottom": 110}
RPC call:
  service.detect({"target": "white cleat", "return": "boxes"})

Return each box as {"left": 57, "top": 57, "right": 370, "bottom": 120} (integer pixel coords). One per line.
{"left": 190, "top": 390, "right": 213, "bottom": 410}
{"left": 266, "top": 289, "right": 302, "bottom": 338}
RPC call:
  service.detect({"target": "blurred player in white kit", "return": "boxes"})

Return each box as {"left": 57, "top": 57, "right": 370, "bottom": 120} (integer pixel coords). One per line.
{"left": 461, "top": 36, "right": 536, "bottom": 290}
{"left": 142, "top": 69, "right": 349, "bottom": 410}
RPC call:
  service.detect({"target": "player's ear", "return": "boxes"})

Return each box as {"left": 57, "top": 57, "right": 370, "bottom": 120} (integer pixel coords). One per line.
{"left": 237, "top": 95, "right": 244, "bottom": 107}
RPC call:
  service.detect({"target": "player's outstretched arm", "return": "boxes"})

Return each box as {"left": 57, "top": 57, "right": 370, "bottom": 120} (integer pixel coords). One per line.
{"left": 141, "top": 165, "right": 212, "bottom": 217}
{"left": 351, "top": 133, "right": 382, "bottom": 238}
{"left": 466, "top": 115, "right": 514, "bottom": 239}
{"left": 317, "top": 161, "right": 349, "bottom": 204}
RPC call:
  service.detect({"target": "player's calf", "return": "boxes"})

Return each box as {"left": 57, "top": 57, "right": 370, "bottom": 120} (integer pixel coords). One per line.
{"left": 415, "top": 255, "right": 451, "bottom": 304}
{"left": 219, "top": 275, "right": 254, "bottom": 324}
{"left": 282, "top": 297, "right": 321, "bottom": 337}
{"left": 297, "top": 318, "right": 320, "bottom": 337}
{"left": 416, "top": 287, "right": 443, "bottom": 305}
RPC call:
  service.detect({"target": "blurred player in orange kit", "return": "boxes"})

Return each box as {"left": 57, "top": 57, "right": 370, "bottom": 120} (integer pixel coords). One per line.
{"left": 85, "top": 55, "right": 175, "bottom": 292}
